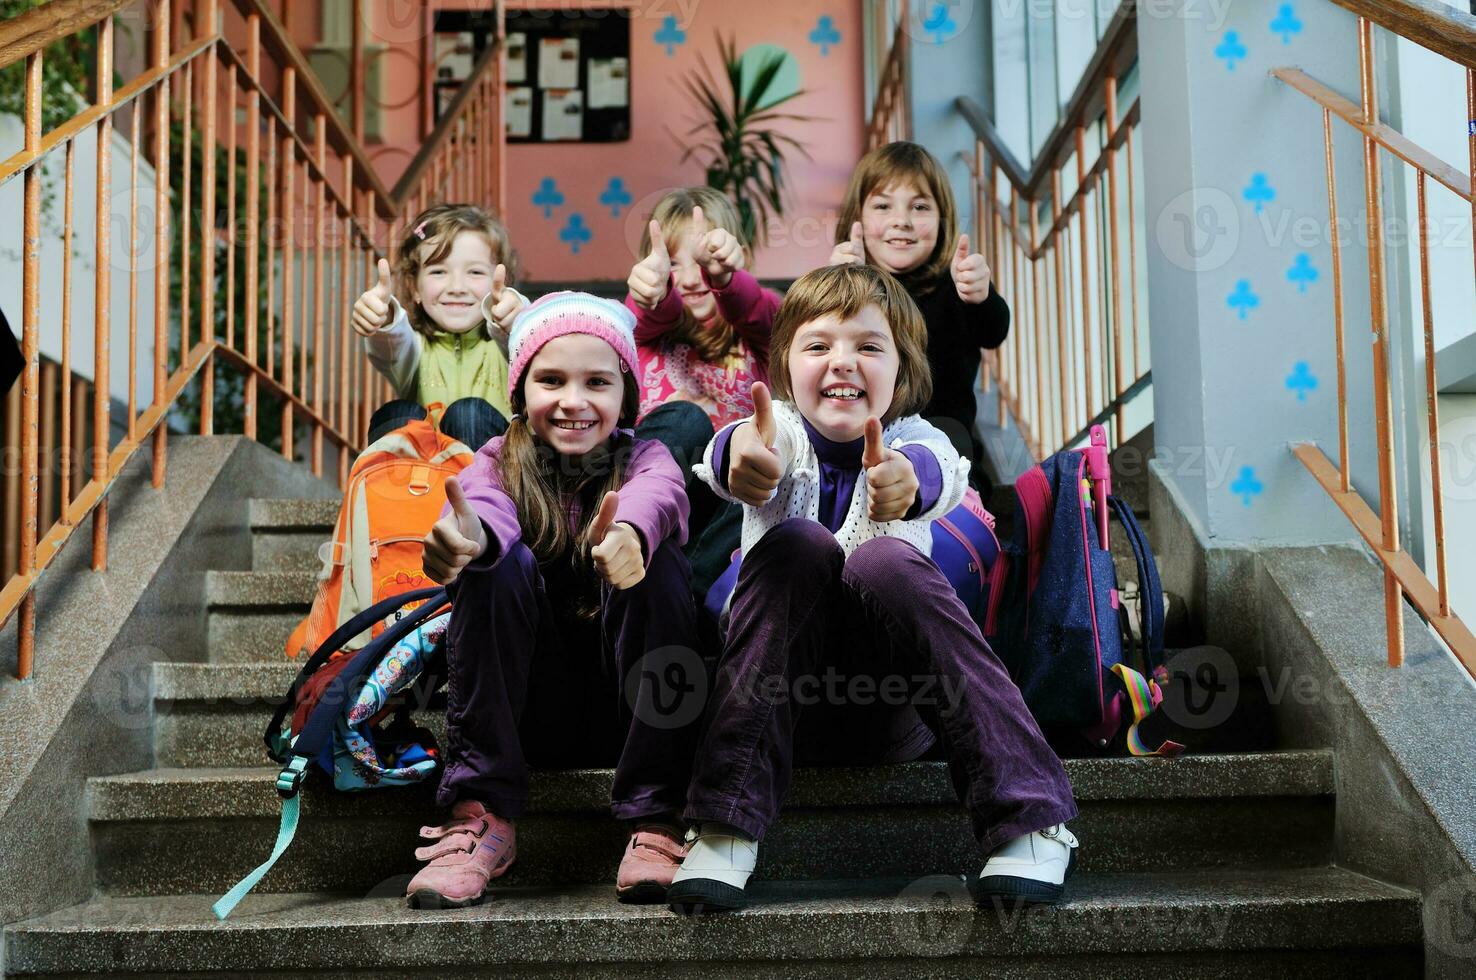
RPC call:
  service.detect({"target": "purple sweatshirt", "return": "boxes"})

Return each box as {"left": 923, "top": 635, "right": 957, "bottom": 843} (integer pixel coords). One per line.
{"left": 448, "top": 433, "right": 690, "bottom": 571}
{"left": 713, "top": 418, "right": 944, "bottom": 529}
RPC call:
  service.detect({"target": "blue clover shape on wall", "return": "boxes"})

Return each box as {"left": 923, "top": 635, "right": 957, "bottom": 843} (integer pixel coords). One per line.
{"left": 1286, "top": 362, "right": 1318, "bottom": 401}
{"left": 654, "top": 16, "right": 687, "bottom": 56}
{"left": 532, "top": 178, "right": 564, "bottom": 219}
{"left": 1287, "top": 253, "right": 1319, "bottom": 293}
{"left": 1231, "top": 466, "right": 1264, "bottom": 506}
{"left": 560, "top": 213, "right": 592, "bottom": 254}
{"left": 1227, "top": 279, "right": 1260, "bottom": 321}
{"left": 920, "top": 3, "right": 959, "bottom": 44}
{"left": 600, "top": 178, "right": 633, "bottom": 218}
{"left": 1270, "top": 4, "right": 1303, "bottom": 44}
{"left": 1216, "top": 31, "right": 1248, "bottom": 70}
{"left": 809, "top": 15, "right": 841, "bottom": 56}
{"left": 1243, "top": 173, "right": 1276, "bottom": 214}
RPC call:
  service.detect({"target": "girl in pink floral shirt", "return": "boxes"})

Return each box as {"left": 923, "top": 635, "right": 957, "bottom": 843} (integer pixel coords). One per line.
{"left": 623, "top": 188, "right": 781, "bottom": 594}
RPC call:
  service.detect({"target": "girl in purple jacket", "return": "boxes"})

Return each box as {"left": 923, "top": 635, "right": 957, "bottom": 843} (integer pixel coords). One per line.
{"left": 410, "top": 292, "right": 702, "bottom": 910}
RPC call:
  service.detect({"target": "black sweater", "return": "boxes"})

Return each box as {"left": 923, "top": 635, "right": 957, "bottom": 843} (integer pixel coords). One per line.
{"left": 906, "top": 273, "right": 1011, "bottom": 450}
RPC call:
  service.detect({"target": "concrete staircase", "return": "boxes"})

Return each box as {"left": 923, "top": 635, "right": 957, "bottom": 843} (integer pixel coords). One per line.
{"left": 0, "top": 496, "right": 1425, "bottom": 977}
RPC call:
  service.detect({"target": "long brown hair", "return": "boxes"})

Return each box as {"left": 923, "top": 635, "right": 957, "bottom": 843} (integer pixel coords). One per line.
{"left": 394, "top": 203, "right": 518, "bottom": 337}
{"left": 639, "top": 187, "right": 753, "bottom": 363}
{"left": 496, "top": 375, "right": 641, "bottom": 613}
{"left": 766, "top": 264, "right": 930, "bottom": 425}
{"left": 834, "top": 141, "right": 960, "bottom": 295}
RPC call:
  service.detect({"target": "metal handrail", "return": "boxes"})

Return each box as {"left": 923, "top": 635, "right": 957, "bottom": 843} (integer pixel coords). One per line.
{"left": 949, "top": 3, "right": 1147, "bottom": 462}
{"left": 1274, "top": 11, "right": 1476, "bottom": 675}
{"left": 0, "top": 0, "right": 506, "bottom": 678}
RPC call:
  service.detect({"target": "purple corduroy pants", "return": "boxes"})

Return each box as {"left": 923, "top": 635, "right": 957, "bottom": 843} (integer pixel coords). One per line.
{"left": 684, "top": 519, "right": 1078, "bottom": 851}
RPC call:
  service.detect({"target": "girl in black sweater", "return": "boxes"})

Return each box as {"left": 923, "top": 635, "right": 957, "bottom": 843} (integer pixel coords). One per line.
{"left": 831, "top": 141, "right": 1010, "bottom": 491}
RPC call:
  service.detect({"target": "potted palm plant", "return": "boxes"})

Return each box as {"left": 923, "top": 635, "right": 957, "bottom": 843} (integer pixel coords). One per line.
{"left": 676, "top": 33, "right": 813, "bottom": 248}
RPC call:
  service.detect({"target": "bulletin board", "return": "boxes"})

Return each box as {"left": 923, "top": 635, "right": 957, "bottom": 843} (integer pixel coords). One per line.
{"left": 431, "top": 9, "right": 631, "bottom": 144}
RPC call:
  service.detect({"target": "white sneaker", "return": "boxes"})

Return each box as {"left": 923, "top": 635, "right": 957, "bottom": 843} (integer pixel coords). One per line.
{"left": 666, "top": 822, "right": 759, "bottom": 914}
{"left": 969, "top": 824, "right": 1079, "bottom": 906}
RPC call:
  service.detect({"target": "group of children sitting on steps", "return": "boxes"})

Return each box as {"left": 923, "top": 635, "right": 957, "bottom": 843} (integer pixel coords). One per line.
{"left": 346, "top": 141, "right": 1080, "bottom": 915}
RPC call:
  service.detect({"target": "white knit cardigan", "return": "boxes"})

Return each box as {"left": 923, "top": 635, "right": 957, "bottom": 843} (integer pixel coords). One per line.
{"left": 693, "top": 399, "right": 969, "bottom": 559}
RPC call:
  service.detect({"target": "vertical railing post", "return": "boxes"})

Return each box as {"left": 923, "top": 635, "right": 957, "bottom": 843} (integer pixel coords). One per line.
{"left": 1104, "top": 75, "right": 1126, "bottom": 445}
{"left": 1074, "top": 125, "right": 1094, "bottom": 425}
{"left": 60, "top": 140, "right": 75, "bottom": 526}
{"left": 92, "top": 16, "right": 114, "bottom": 572}
{"left": 18, "top": 49, "right": 43, "bottom": 679}
{"left": 1357, "top": 18, "right": 1403, "bottom": 668}
{"left": 351, "top": 0, "right": 365, "bottom": 142}
{"left": 199, "top": 0, "right": 218, "bottom": 438}
{"left": 313, "top": 119, "right": 327, "bottom": 475}
{"left": 1051, "top": 170, "right": 1071, "bottom": 447}
{"left": 243, "top": 13, "right": 261, "bottom": 441}
{"left": 280, "top": 68, "right": 297, "bottom": 462}
{"left": 1322, "top": 107, "right": 1350, "bottom": 494}
{"left": 151, "top": 0, "right": 171, "bottom": 487}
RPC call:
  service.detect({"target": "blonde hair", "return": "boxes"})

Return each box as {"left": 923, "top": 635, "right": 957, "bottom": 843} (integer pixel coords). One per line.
{"left": 834, "top": 141, "right": 960, "bottom": 293}
{"left": 639, "top": 187, "right": 753, "bottom": 363}
{"left": 767, "top": 264, "right": 931, "bottom": 424}
{"left": 496, "top": 373, "right": 641, "bottom": 617}
{"left": 394, "top": 203, "right": 518, "bottom": 337}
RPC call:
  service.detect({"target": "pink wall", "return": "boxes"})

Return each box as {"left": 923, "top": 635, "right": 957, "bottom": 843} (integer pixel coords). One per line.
{"left": 353, "top": 0, "right": 865, "bottom": 282}
{"left": 275, "top": 1, "right": 864, "bottom": 280}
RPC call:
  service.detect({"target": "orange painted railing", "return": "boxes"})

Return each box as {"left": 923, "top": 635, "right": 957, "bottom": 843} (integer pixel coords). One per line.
{"left": 0, "top": 0, "right": 506, "bottom": 679}
{"left": 1274, "top": 0, "right": 1476, "bottom": 676}
{"left": 955, "top": 3, "right": 1145, "bottom": 461}
{"left": 867, "top": 0, "right": 910, "bottom": 149}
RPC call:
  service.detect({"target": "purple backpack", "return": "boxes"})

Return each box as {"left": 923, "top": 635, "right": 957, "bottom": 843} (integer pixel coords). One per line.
{"left": 980, "top": 427, "right": 1182, "bottom": 757}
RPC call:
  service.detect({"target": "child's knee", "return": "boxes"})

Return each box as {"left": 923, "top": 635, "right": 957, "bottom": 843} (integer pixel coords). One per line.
{"left": 755, "top": 519, "right": 843, "bottom": 569}
{"left": 846, "top": 536, "right": 932, "bottom": 593}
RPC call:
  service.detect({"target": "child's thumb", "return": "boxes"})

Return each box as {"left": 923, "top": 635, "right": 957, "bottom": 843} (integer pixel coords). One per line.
{"left": 491, "top": 263, "right": 507, "bottom": 296}
{"left": 751, "top": 381, "right": 776, "bottom": 447}
{"left": 850, "top": 221, "right": 864, "bottom": 251}
{"left": 955, "top": 234, "right": 971, "bottom": 263}
{"left": 446, "top": 477, "right": 478, "bottom": 528}
{"left": 862, "top": 417, "right": 886, "bottom": 469}
{"left": 589, "top": 491, "right": 620, "bottom": 545}
{"left": 648, "top": 220, "right": 669, "bottom": 263}
{"left": 376, "top": 258, "right": 392, "bottom": 294}
{"left": 692, "top": 204, "right": 708, "bottom": 238}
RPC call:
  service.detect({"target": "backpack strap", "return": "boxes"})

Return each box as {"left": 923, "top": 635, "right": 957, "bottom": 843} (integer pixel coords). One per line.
{"left": 1107, "top": 496, "right": 1165, "bottom": 673}
{"left": 1111, "top": 663, "right": 1185, "bottom": 757}
{"left": 265, "top": 585, "right": 444, "bottom": 761}
{"left": 218, "top": 588, "right": 449, "bottom": 921}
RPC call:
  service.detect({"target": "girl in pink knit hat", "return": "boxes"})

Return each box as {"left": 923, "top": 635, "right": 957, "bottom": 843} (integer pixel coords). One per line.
{"left": 409, "top": 291, "right": 704, "bottom": 910}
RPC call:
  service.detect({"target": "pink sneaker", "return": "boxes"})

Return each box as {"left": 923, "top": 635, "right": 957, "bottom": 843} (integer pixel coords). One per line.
{"left": 405, "top": 800, "right": 517, "bottom": 909}
{"left": 616, "top": 823, "right": 689, "bottom": 904}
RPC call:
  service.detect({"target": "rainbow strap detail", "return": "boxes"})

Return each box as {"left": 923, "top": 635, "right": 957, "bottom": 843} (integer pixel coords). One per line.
{"left": 1112, "top": 663, "right": 1185, "bottom": 758}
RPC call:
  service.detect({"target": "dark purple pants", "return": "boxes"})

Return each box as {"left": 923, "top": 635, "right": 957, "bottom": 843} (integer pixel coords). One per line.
{"left": 684, "top": 519, "right": 1078, "bottom": 851}
{"left": 439, "top": 537, "right": 703, "bottom": 821}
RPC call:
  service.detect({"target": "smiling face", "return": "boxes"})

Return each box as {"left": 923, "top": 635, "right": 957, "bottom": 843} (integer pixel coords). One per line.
{"left": 787, "top": 304, "right": 899, "bottom": 442}
{"left": 411, "top": 230, "right": 496, "bottom": 335}
{"left": 521, "top": 333, "right": 626, "bottom": 458}
{"left": 861, "top": 179, "right": 940, "bottom": 276}
{"left": 669, "top": 221, "right": 719, "bottom": 322}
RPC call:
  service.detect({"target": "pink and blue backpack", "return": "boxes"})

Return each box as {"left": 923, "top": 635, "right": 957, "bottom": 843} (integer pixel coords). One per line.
{"left": 933, "top": 426, "right": 1182, "bottom": 758}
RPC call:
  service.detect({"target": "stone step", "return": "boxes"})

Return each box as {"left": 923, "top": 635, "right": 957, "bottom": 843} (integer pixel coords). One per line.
{"left": 249, "top": 498, "right": 338, "bottom": 571}
{"left": 206, "top": 570, "right": 317, "bottom": 662}
{"left": 88, "top": 752, "right": 1334, "bottom": 896}
{"left": 2, "top": 868, "right": 1420, "bottom": 977}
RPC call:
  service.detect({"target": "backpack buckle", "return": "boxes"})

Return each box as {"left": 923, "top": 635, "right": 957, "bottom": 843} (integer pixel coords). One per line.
{"left": 276, "top": 756, "right": 308, "bottom": 799}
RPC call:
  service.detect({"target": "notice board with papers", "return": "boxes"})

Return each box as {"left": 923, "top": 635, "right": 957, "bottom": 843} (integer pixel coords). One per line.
{"left": 433, "top": 8, "right": 631, "bottom": 144}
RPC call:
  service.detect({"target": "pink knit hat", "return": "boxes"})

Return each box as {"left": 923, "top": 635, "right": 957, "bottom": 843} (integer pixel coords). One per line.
{"left": 506, "top": 291, "right": 640, "bottom": 399}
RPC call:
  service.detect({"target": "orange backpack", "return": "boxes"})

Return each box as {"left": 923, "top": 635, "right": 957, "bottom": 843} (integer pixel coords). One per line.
{"left": 285, "top": 417, "right": 475, "bottom": 659}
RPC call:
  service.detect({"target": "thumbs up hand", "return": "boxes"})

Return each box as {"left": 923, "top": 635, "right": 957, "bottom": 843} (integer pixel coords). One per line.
{"left": 481, "top": 263, "right": 524, "bottom": 338}
{"left": 627, "top": 219, "right": 673, "bottom": 310}
{"left": 422, "top": 476, "right": 489, "bottom": 584}
{"left": 693, "top": 205, "right": 742, "bottom": 288}
{"left": 950, "top": 234, "right": 992, "bottom": 304}
{"left": 862, "top": 417, "right": 919, "bottom": 523}
{"left": 588, "top": 491, "right": 645, "bottom": 589}
{"left": 829, "top": 221, "right": 866, "bottom": 267}
{"left": 352, "top": 258, "right": 397, "bottom": 336}
{"left": 728, "top": 381, "right": 784, "bottom": 507}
